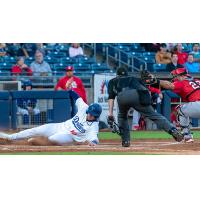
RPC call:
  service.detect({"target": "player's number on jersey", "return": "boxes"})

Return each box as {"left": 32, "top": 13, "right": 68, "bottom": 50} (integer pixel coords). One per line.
{"left": 189, "top": 81, "right": 200, "bottom": 89}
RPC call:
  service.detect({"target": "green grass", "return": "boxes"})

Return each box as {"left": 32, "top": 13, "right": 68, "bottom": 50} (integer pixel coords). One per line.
{"left": 99, "top": 130, "right": 200, "bottom": 140}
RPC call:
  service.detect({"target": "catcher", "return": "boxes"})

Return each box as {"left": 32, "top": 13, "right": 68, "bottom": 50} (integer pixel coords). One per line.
{"left": 159, "top": 67, "right": 200, "bottom": 143}
{"left": 107, "top": 67, "right": 183, "bottom": 147}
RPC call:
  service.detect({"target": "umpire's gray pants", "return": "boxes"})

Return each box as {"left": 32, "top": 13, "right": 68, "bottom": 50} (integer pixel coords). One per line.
{"left": 117, "top": 89, "right": 175, "bottom": 141}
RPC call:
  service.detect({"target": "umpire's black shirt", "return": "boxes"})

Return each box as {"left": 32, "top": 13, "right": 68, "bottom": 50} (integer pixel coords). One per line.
{"left": 108, "top": 76, "right": 147, "bottom": 99}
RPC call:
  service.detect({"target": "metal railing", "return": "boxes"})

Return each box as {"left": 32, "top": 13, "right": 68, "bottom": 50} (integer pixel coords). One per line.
{"left": 105, "top": 45, "right": 147, "bottom": 71}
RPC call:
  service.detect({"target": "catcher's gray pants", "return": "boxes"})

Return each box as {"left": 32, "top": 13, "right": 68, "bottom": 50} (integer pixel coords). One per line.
{"left": 178, "top": 101, "right": 200, "bottom": 134}
{"left": 117, "top": 89, "right": 175, "bottom": 141}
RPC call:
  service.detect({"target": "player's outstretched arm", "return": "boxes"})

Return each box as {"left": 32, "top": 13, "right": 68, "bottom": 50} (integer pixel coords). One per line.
{"left": 160, "top": 80, "right": 175, "bottom": 90}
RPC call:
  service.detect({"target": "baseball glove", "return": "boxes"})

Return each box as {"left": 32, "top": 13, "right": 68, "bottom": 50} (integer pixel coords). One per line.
{"left": 141, "top": 70, "right": 158, "bottom": 85}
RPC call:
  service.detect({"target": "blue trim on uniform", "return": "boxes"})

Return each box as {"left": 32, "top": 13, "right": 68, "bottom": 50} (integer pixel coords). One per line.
{"left": 91, "top": 140, "right": 99, "bottom": 144}
{"left": 69, "top": 90, "right": 80, "bottom": 101}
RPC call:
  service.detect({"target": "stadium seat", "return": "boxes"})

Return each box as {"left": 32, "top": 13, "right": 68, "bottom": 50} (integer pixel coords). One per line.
{"left": 130, "top": 52, "right": 143, "bottom": 57}
{"left": 143, "top": 52, "right": 156, "bottom": 58}
{"left": 4, "top": 56, "right": 16, "bottom": 64}
{"left": 153, "top": 63, "right": 167, "bottom": 72}
{"left": 117, "top": 45, "right": 131, "bottom": 52}
{"left": 44, "top": 56, "right": 60, "bottom": 64}
{"left": 130, "top": 45, "right": 145, "bottom": 52}
{"left": 48, "top": 52, "right": 66, "bottom": 58}
{"left": 0, "top": 63, "right": 12, "bottom": 70}
{"left": 78, "top": 56, "right": 96, "bottom": 64}
{"left": 73, "top": 63, "right": 91, "bottom": 73}
{"left": 91, "top": 63, "right": 113, "bottom": 73}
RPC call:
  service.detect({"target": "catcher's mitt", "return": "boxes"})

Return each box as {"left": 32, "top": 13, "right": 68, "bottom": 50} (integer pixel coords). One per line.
{"left": 140, "top": 70, "right": 157, "bottom": 85}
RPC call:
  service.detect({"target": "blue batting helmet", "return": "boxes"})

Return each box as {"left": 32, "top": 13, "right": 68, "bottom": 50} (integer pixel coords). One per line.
{"left": 86, "top": 103, "right": 102, "bottom": 119}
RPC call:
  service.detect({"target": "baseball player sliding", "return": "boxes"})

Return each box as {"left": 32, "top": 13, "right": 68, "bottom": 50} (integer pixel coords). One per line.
{"left": 160, "top": 67, "right": 200, "bottom": 143}
{"left": 0, "top": 91, "right": 102, "bottom": 146}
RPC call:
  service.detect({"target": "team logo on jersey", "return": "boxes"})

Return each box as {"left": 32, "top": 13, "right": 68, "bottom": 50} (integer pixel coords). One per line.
{"left": 72, "top": 116, "right": 86, "bottom": 133}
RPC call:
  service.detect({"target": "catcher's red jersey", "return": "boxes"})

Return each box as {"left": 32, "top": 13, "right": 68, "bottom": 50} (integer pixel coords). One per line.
{"left": 173, "top": 78, "right": 200, "bottom": 102}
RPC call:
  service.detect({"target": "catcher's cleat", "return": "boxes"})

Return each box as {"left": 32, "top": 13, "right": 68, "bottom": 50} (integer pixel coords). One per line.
{"left": 183, "top": 133, "right": 194, "bottom": 143}
{"left": 169, "top": 128, "right": 184, "bottom": 142}
{"left": 122, "top": 140, "right": 130, "bottom": 147}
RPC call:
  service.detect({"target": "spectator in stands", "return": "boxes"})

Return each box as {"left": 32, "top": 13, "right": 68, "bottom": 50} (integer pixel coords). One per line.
{"left": 69, "top": 43, "right": 84, "bottom": 58}
{"left": 0, "top": 43, "right": 6, "bottom": 56}
{"left": 184, "top": 54, "right": 200, "bottom": 73}
{"left": 175, "top": 43, "right": 188, "bottom": 65}
{"left": 11, "top": 57, "right": 32, "bottom": 76}
{"left": 166, "top": 53, "right": 183, "bottom": 72}
{"left": 166, "top": 43, "right": 176, "bottom": 52}
{"left": 190, "top": 43, "right": 200, "bottom": 62}
{"left": 6, "top": 43, "right": 24, "bottom": 57}
{"left": 17, "top": 80, "right": 40, "bottom": 125}
{"left": 36, "top": 43, "right": 46, "bottom": 55}
{"left": 55, "top": 66, "right": 87, "bottom": 103}
{"left": 30, "top": 51, "right": 52, "bottom": 76}
{"left": 21, "top": 43, "right": 37, "bottom": 58}
{"left": 155, "top": 43, "right": 171, "bottom": 64}
{"left": 140, "top": 43, "right": 161, "bottom": 52}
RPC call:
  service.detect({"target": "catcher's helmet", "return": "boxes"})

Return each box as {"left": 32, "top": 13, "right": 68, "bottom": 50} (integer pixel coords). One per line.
{"left": 22, "top": 80, "right": 32, "bottom": 90}
{"left": 171, "top": 68, "right": 189, "bottom": 77}
{"left": 116, "top": 67, "right": 128, "bottom": 76}
{"left": 86, "top": 103, "right": 102, "bottom": 119}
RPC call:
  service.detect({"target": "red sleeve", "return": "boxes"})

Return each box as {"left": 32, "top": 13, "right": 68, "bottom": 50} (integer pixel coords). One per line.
{"left": 27, "top": 67, "right": 32, "bottom": 76}
{"left": 11, "top": 65, "right": 21, "bottom": 74}
{"left": 55, "top": 78, "right": 65, "bottom": 90}
{"left": 173, "top": 81, "right": 183, "bottom": 93}
{"left": 148, "top": 86, "right": 161, "bottom": 94}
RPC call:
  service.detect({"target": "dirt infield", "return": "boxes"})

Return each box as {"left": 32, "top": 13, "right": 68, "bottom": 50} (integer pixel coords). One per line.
{"left": 1, "top": 139, "right": 200, "bottom": 154}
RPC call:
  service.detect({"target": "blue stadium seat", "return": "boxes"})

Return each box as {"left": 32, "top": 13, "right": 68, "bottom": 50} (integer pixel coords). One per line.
{"left": 48, "top": 52, "right": 66, "bottom": 58}
{"left": 131, "top": 52, "right": 143, "bottom": 58}
{"left": 78, "top": 56, "right": 96, "bottom": 64}
{"left": 91, "top": 63, "right": 112, "bottom": 73}
{"left": 44, "top": 56, "right": 60, "bottom": 64}
{"left": 143, "top": 52, "right": 156, "bottom": 58}
{"left": 0, "top": 63, "right": 12, "bottom": 70}
{"left": 0, "top": 70, "right": 11, "bottom": 76}
{"left": 153, "top": 64, "right": 167, "bottom": 72}
{"left": 117, "top": 45, "right": 130, "bottom": 52}
{"left": 53, "top": 63, "right": 66, "bottom": 72}
{"left": 60, "top": 57, "right": 73, "bottom": 65}
{"left": 73, "top": 63, "right": 91, "bottom": 73}
{"left": 144, "top": 57, "right": 156, "bottom": 71}
{"left": 4, "top": 56, "right": 16, "bottom": 64}
{"left": 131, "top": 45, "right": 145, "bottom": 52}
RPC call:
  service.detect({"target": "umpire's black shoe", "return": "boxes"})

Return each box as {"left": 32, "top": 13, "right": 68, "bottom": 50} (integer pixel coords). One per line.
{"left": 122, "top": 140, "right": 130, "bottom": 147}
{"left": 169, "top": 128, "right": 184, "bottom": 142}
